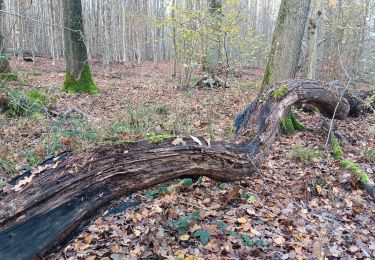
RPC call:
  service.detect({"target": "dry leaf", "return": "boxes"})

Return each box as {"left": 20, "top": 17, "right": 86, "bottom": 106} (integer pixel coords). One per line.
{"left": 111, "top": 244, "right": 123, "bottom": 253}
{"left": 190, "top": 135, "right": 203, "bottom": 146}
{"left": 179, "top": 234, "right": 190, "bottom": 241}
{"left": 83, "top": 235, "right": 93, "bottom": 244}
{"left": 237, "top": 217, "right": 248, "bottom": 224}
{"left": 172, "top": 136, "right": 186, "bottom": 146}
{"left": 316, "top": 185, "right": 322, "bottom": 194}
{"left": 274, "top": 236, "right": 286, "bottom": 245}
{"left": 328, "top": 0, "right": 338, "bottom": 6}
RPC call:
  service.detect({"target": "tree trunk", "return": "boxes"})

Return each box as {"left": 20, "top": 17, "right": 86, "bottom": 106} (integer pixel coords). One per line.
{"left": 62, "top": 0, "right": 99, "bottom": 94}
{"left": 306, "top": 0, "right": 322, "bottom": 79}
{"left": 205, "top": 0, "right": 224, "bottom": 74}
{"left": 0, "top": 0, "right": 4, "bottom": 53}
{"left": 261, "top": 0, "right": 311, "bottom": 89}
{"left": 0, "top": 0, "right": 9, "bottom": 74}
{"left": 0, "top": 79, "right": 352, "bottom": 259}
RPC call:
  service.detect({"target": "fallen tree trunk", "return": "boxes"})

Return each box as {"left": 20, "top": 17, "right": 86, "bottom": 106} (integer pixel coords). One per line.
{"left": 0, "top": 79, "right": 351, "bottom": 259}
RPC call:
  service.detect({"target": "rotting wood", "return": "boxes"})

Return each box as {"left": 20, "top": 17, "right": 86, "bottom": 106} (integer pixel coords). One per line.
{"left": 0, "top": 79, "right": 354, "bottom": 259}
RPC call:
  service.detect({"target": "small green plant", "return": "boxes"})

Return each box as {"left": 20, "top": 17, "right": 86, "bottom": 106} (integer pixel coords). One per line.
{"left": 145, "top": 186, "right": 172, "bottom": 200}
{"left": 2, "top": 88, "right": 46, "bottom": 117}
{"left": 27, "top": 89, "right": 47, "bottom": 105}
{"left": 22, "top": 117, "right": 98, "bottom": 166}
{"left": 224, "top": 124, "right": 236, "bottom": 138}
{"left": 155, "top": 105, "right": 170, "bottom": 116}
{"left": 171, "top": 211, "right": 200, "bottom": 235}
{"left": 243, "top": 82, "right": 257, "bottom": 90}
{"left": 190, "top": 76, "right": 200, "bottom": 86}
{"left": 0, "top": 157, "right": 17, "bottom": 175}
{"left": 330, "top": 136, "right": 344, "bottom": 159}
{"left": 339, "top": 160, "right": 369, "bottom": 184}
{"left": 215, "top": 221, "right": 268, "bottom": 247}
{"left": 364, "top": 148, "right": 375, "bottom": 163}
{"left": 287, "top": 147, "right": 319, "bottom": 163}
{"left": 193, "top": 229, "right": 210, "bottom": 246}
{"left": 0, "top": 72, "right": 18, "bottom": 81}
{"left": 271, "top": 85, "right": 288, "bottom": 99}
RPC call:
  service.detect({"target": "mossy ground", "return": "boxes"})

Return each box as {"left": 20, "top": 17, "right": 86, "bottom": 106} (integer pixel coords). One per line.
{"left": 63, "top": 64, "right": 99, "bottom": 94}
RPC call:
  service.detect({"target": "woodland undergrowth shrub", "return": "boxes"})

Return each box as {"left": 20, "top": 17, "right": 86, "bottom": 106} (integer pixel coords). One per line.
{"left": 0, "top": 157, "right": 17, "bottom": 175}
{"left": 1, "top": 88, "right": 47, "bottom": 117}
{"left": 0, "top": 72, "right": 18, "bottom": 81}
{"left": 106, "top": 105, "right": 182, "bottom": 141}
{"left": 22, "top": 117, "right": 98, "bottom": 167}
{"left": 287, "top": 147, "right": 320, "bottom": 163}
{"left": 365, "top": 148, "right": 375, "bottom": 163}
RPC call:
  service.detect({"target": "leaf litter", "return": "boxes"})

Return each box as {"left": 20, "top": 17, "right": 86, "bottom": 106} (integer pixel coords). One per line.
{"left": 1, "top": 58, "right": 374, "bottom": 259}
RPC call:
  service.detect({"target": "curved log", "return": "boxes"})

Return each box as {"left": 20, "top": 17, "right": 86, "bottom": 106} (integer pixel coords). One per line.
{"left": 0, "top": 79, "right": 350, "bottom": 259}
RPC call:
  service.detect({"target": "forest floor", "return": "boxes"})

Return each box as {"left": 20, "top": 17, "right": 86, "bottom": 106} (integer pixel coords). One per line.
{"left": 1, "top": 58, "right": 374, "bottom": 259}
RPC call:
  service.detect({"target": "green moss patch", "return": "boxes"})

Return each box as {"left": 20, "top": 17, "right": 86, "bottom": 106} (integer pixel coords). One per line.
{"left": 281, "top": 116, "right": 294, "bottom": 135}
{"left": 271, "top": 84, "right": 288, "bottom": 99}
{"left": 339, "top": 160, "right": 369, "bottom": 185}
{"left": 281, "top": 113, "right": 304, "bottom": 135}
{"left": 145, "top": 133, "right": 175, "bottom": 143}
{"left": 330, "top": 136, "right": 344, "bottom": 159}
{"left": 63, "top": 64, "right": 99, "bottom": 94}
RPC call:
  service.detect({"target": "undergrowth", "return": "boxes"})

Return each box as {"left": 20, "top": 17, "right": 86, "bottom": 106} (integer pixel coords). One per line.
{"left": 0, "top": 157, "right": 17, "bottom": 175}
{"left": 287, "top": 147, "right": 320, "bottom": 163}
{"left": 365, "top": 148, "right": 375, "bottom": 163}
{"left": 339, "top": 160, "right": 369, "bottom": 184}
{"left": 1, "top": 88, "right": 47, "bottom": 117}
{"left": 22, "top": 117, "right": 98, "bottom": 166}
{"left": 107, "top": 104, "right": 182, "bottom": 141}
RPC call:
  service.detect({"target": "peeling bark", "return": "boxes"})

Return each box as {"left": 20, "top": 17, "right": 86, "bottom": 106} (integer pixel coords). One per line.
{"left": 0, "top": 79, "right": 350, "bottom": 258}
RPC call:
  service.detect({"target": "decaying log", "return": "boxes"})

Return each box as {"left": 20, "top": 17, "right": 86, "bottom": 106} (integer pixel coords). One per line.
{"left": 0, "top": 79, "right": 351, "bottom": 259}
{"left": 193, "top": 75, "right": 231, "bottom": 88}
{"left": 329, "top": 80, "right": 374, "bottom": 117}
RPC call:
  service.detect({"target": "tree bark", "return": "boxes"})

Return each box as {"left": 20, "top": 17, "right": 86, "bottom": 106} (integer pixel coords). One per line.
{"left": 205, "top": 0, "right": 224, "bottom": 74}
{"left": 62, "top": 0, "right": 98, "bottom": 94}
{"left": 0, "top": 79, "right": 351, "bottom": 259}
{"left": 307, "top": 0, "right": 322, "bottom": 79}
{"left": 0, "top": 0, "right": 4, "bottom": 53}
{"left": 261, "top": 0, "right": 311, "bottom": 89}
